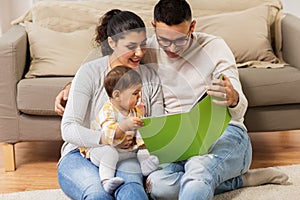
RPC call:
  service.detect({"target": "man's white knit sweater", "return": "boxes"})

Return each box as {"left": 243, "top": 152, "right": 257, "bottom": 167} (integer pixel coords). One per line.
{"left": 144, "top": 32, "right": 248, "bottom": 130}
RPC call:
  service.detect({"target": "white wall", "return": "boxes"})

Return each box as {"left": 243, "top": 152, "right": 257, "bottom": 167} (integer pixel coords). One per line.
{"left": 0, "top": 0, "right": 32, "bottom": 36}
{"left": 0, "top": 0, "right": 12, "bottom": 35}
{"left": 0, "top": 0, "right": 83, "bottom": 36}
{"left": 282, "top": 0, "right": 300, "bottom": 18}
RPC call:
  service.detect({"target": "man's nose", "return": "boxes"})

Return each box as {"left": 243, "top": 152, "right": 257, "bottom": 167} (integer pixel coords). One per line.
{"left": 168, "top": 42, "right": 177, "bottom": 52}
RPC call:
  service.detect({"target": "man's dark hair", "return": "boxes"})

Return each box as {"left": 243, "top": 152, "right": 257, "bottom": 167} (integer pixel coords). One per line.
{"left": 154, "top": 0, "right": 192, "bottom": 25}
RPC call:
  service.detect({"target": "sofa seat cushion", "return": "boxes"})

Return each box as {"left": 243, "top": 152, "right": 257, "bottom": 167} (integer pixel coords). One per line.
{"left": 17, "top": 77, "right": 73, "bottom": 116}
{"left": 239, "top": 65, "right": 300, "bottom": 107}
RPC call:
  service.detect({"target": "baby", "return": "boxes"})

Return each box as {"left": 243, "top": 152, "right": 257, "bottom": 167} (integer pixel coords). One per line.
{"left": 83, "top": 66, "right": 159, "bottom": 194}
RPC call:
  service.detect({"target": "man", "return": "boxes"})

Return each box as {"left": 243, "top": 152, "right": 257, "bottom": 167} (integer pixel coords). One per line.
{"left": 140, "top": 1, "right": 288, "bottom": 199}
{"left": 55, "top": 0, "right": 288, "bottom": 199}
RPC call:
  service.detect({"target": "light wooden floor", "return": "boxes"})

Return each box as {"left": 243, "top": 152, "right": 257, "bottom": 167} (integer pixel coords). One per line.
{"left": 1, "top": 130, "right": 300, "bottom": 194}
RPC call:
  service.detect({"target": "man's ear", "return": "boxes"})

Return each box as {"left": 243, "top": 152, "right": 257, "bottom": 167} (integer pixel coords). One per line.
{"left": 112, "top": 90, "right": 120, "bottom": 100}
{"left": 108, "top": 37, "right": 116, "bottom": 50}
{"left": 151, "top": 20, "right": 156, "bottom": 28}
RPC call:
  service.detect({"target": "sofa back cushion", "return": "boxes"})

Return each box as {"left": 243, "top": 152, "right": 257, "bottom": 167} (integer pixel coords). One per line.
{"left": 12, "top": 0, "right": 283, "bottom": 78}
{"left": 196, "top": 5, "right": 279, "bottom": 64}
{"left": 13, "top": 0, "right": 154, "bottom": 32}
{"left": 190, "top": 0, "right": 283, "bottom": 56}
{"left": 24, "top": 22, "right": 95, "bottom": 78}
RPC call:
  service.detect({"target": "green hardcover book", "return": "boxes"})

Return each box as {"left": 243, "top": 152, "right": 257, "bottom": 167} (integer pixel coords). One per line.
{"left": 139, "top": 93, "right": 231, "bottom": 164}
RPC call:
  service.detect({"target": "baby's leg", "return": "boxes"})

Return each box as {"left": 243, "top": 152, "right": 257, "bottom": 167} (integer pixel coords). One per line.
{"left": 89, "top": 146, "right": 124, "bottom": 193}
{"left": 137, "top": 149, "right": 159, "bottom": 176}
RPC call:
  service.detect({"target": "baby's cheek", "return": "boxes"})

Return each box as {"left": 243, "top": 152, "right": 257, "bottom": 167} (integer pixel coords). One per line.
{"left": 129, "top": 99, "right": 137, "bottom": 107}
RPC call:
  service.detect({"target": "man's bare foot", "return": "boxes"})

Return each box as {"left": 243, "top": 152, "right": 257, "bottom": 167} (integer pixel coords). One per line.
{"left": 242, "top": 167, "right": 289, "bottom": 187}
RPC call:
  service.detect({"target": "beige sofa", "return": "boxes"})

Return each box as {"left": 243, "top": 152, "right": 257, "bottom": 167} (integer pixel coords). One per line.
{"left": 1, "top": 0, "right": 300, "bottom": 171}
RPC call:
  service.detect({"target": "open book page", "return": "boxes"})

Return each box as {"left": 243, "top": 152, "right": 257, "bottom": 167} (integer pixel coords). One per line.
{"left": 189, "top": 91, "right": 208, "bottom": 110}
{"left": 142, "top": 91, "right": 207, "bottom": 120}
{"left": 139, "top": 93, "right": 231, "bottom": 164}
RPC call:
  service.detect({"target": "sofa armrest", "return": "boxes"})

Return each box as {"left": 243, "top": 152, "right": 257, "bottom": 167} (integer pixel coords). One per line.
{"left": 0, "top": 25, "right": 27, "bottom": 80}
{"left": 282, "top": 14, "right": 300, "bottom": 70}
{"left": 0, "top": 25, "right": 28, "bottom": 142}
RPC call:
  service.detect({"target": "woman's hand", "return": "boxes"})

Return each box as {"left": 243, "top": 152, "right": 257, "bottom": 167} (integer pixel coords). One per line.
{"left": 55, "top": 82, "right": 71, "bottom": 116}
{"left": 117, "top": 134, "right": 135, "bottom": 149}
{"left": 114, "top": 117, "right": 144, "bottom": 148}
{"left": 206, "top": 74, "right": 239, "bottom": 107}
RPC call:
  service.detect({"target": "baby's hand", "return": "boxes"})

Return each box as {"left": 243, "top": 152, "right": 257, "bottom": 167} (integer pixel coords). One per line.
{"left": 137, "top": 101, "right": 146, "bottom": 117}
{"left": 119, "top": 117, "right": 144, "bottom": 132}
{"left": 130, "top": 117, "right": 144, "bottom": 129}
{"left": 136, "top": 92, "right": 146, "bottom": 116}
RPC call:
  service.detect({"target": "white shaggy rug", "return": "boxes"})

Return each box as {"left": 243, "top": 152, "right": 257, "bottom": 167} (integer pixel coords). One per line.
{"left": 1, "top": 164, "right": 300, "bottom": 200}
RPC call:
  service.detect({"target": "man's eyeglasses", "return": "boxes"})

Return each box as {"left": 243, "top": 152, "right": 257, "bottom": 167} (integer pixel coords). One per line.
{"left": 156, "top": 32, "right": 190, "bottom": 48}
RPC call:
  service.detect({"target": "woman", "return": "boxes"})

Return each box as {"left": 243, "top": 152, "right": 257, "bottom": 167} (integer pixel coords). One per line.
{"left": 58, "top": 9, "right": 164, "bottom": 199}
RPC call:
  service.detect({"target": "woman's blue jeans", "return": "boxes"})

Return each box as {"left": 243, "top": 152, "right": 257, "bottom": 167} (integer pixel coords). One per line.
{"left": 147, "top": 124, "right": 252, "bottom": 200}
{"left": 57, "top": 149, "right": 148, "bottom": 200}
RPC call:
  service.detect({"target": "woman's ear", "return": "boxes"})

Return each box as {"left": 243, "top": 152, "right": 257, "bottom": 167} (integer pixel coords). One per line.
{"left": 190, "top": 20, "right": 196, "bottom": 33}
{"left": 108, "top": 37, "right": 116, "bottom": 50}
{"left": 112, "top": 90, "right": 120, "bottom": 100}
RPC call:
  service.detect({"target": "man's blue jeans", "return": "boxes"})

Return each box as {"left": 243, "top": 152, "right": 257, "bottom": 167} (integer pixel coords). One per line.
{"left": 147, "top": 124, "right": 252, "bottom": 200}
{"left": 57, "top": 149, "right": 148, "bottom": 200}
